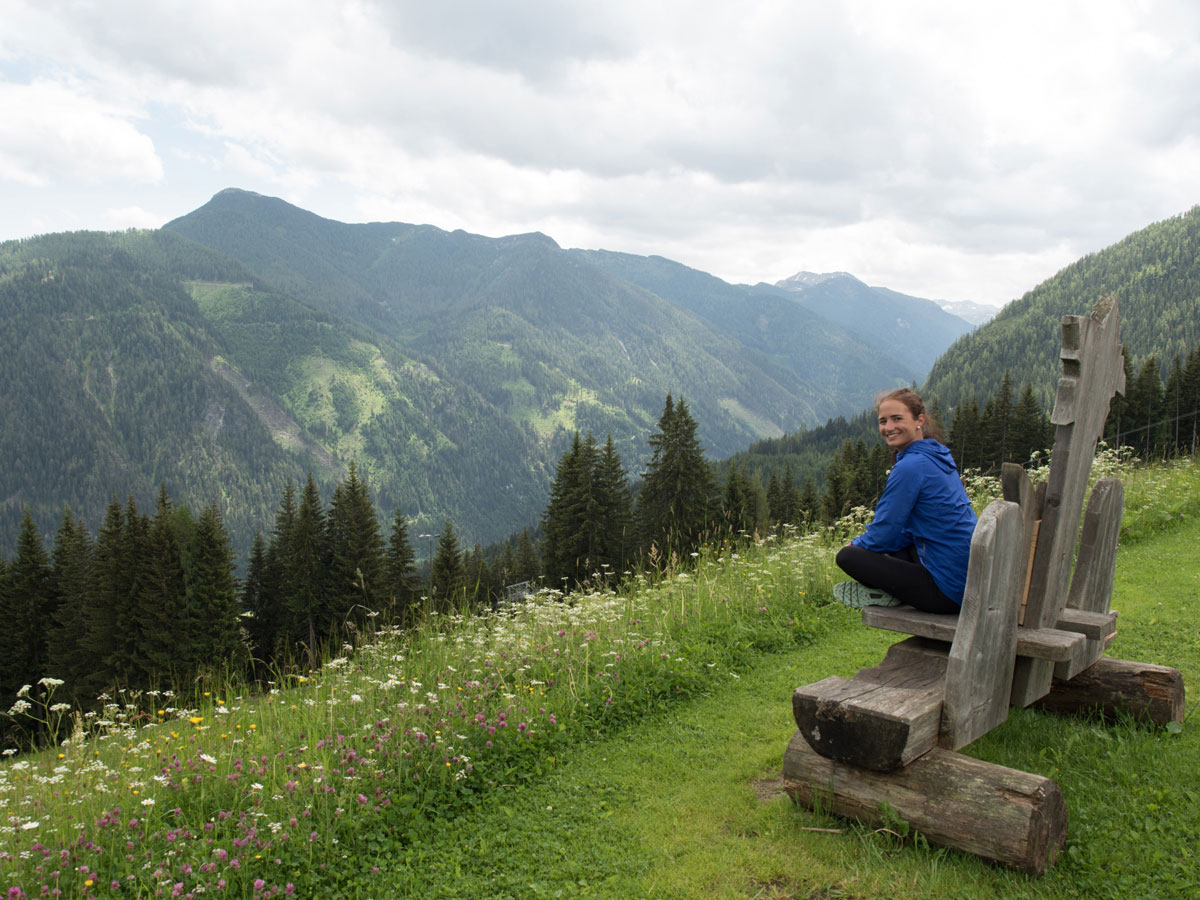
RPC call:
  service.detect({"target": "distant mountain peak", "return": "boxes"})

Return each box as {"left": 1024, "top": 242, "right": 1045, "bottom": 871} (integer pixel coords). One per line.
{"left": 775, "top": 271, "right": 860, "bottom": 291}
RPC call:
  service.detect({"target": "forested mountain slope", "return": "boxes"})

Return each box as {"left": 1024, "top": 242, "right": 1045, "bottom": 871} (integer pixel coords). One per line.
{"left": 0, "top": 231, "right": 306, "bottom": 551}
{"left": 5, "top": 189, "right": 936, "bottom": 555}
{"left": 925, "top": 205, "right": 1200, "bottom": 409}
{"left": 571, "top": 250, "right": 926, "bottom": 404}
{"left": 776, "top": 272, "right": 975, "bottom": 379}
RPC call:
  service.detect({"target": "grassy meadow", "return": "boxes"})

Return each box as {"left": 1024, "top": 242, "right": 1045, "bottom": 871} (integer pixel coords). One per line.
{"left": 3, "top": 455, "right": 1199, "bottom": 899}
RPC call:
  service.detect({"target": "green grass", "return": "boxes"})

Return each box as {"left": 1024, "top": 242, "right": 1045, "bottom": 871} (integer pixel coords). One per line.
{"left": 374, "top": 459, "right": 1200, "bottom": 900}
{"left": 3, "top": 456, "right": 1198, "bottom": 899}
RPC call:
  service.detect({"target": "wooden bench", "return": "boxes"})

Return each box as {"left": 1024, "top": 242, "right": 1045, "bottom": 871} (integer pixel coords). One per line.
{"left": 783, "top": 297, "right": 1186, "bottom": 874}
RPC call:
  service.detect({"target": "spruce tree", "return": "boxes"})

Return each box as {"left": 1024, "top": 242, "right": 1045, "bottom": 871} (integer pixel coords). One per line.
{"left": 136, "top": 487, "right": 191, "bottom": 684}
{"left": 638, "top": 395, "right": 718, "bottom": 560}
{"left": 595, "top": 434, "right": 635, "bottom": 575}
{"left": 1011, "top": 383, "right": 1052, "bottom": 464}
{"left": 285, "top": 474, "right": 330, "bottom": 669}
{"left": 326, "top": 462, "right": 385, "bottom": 627}
{"left": 514, "top": 529, "right": 540, "bottom": 584}
{"left": 0, "top": 509, "right": 54, "bottom": 710}
{"left": 384, "top": 505, "right": 419, "bottom": 624}
{"left": 766, "top": 470, "right": 782, "bottom": 525}
{"left": 430, "top": 519, "right": 464, "bottom": 608}
{"left": 48, "top": 508, "right": 93, "bottom": 705}
{"left": 241, "top": 531, "right": 273, "bottom": 663}
{"left": 81, "top": 499, "right": 128, "bottom": 692}
{"left": 188, "top": 503, "right": 246, "bottom": 674}
{"left": 462, "top": 544, "right": 494, "bottom": 608}
{"left": 497, "top": 539, "right": 517, "bottom": 590}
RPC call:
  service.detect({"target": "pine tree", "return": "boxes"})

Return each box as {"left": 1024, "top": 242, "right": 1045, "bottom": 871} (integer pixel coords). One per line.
{"left": 384, "top": 505, "right": 419, "bottom": 625}
{"left": 1011, "top": 383, "right": 1052, "bottom": 464}
{"left": 497, "top": 540, "right": 517, "bottom": 590}
{"left": 820, "top": 440, "right": 855, "bottom": 522}
{"left": 285, "top": 474, "right": 330, "bottom": 669}
{"left": 430, "top": 519, "right": 464, "bottom": 608}
{"left": 514, "top": 529, "right": 540, "bottom": 584}
{"left": 252, "top": 482, "right": 298, "bottom": 664}
{"left": 136, "top": 486, "right": 191, "bottom": 684}
{"left": 980, "top": 371, "right": 1016, "bottom": 469}
{"left": 594, "top": 434, "right": 635, "bottom": 576}
{"left": 326, "top": 462, "right": 385, "bottom": 627}
{"left": 797, "top": 477, "right": 819, "bottom": 525}
{"left": 462, "top": 544, "right": 494, "bottom": 608}
{"left": 0, "top": 509, "right": 54, "bottom": 710}
{"left": 188, "top": 503, "right": 246, "bottom": 675}
{"left": 81, "top": 499, "right": 129, "bottom": 692}
{"left": 766, "top": 470, "right": 782, "bottom": 525}
{"left": 1181, "top": 342, "right": 1200, "bottom": 455}
{"left": 48, "top": 508, "right": 93, "bottom": 705}
{"left": 1126, "top": 357, "right": 1166, "bottom": 458}
{"left": 241, "top": 531, "right": 273, "bottom": 663}
{"left": 541, "top": 432, "right": 600, "bottom": 584}
{"left": 638, "top": 395, "right": 718, "bottom": 559}
{"left": 949, "top": 396, "right": 982, "bottom": 471}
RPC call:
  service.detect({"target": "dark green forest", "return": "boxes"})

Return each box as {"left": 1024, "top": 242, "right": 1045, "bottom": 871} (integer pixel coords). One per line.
{"left": 925, "top": 205, "right": 1200, "bottom": 409}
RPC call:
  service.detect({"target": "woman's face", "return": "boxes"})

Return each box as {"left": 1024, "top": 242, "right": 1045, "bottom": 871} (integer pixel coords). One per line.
{"left": 877, "top": 398, "right": 925, "bottom": 451}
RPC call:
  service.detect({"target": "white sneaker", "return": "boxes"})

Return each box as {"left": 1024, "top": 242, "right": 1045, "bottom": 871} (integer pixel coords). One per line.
{"left": 833, "top": 581, "right": 901, "bottom": 608}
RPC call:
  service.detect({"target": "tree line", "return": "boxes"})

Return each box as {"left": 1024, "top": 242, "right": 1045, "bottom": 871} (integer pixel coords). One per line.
{"left": 5, "top": 356, "right": 1197, "bottom": 751}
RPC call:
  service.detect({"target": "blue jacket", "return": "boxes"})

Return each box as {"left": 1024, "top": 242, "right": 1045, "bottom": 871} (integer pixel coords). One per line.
{"left": 851, "top": 439, "right": 977, "bottom": 604}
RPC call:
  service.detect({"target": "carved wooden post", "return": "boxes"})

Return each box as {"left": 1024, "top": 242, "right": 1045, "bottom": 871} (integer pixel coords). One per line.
{"left": 1011, "top": 296, "right": 1124, "bottom": 706}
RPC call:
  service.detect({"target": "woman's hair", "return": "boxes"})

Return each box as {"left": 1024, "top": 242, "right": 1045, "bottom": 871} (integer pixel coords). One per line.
{"left": 874, "top": 387, "right": 945, "bottom": 443}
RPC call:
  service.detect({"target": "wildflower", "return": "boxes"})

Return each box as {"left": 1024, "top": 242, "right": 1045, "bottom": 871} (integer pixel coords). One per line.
{"left": 38, "top": 677, "right": 65, "bottom": 688}
{"left": 20, "top": 820, "right": 40, "bottom": 830}
{"left": 189, "top": 717, "right": 203, "bottom": 725}
{"left": 141, "top": 797, "right": 155, "bottom": 806}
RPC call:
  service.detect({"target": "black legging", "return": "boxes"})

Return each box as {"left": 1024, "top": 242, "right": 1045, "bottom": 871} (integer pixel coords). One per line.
{"left": 835, "top": 544, "right": 961, "bottom": 614}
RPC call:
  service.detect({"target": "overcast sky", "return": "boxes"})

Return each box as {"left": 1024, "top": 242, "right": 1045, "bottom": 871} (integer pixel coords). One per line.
{"left": 2, "top": 1, "right": 1199, "bottom": 306}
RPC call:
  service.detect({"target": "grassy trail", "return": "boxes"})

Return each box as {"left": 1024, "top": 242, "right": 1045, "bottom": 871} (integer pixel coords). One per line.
{"left": 383, "top": 517, "right": 1199, "bottom": 900}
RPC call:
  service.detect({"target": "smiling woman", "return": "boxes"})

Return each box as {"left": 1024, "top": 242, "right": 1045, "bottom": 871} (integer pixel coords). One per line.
{"left": 833, "top": 387, "right": 976, "bottom": 614}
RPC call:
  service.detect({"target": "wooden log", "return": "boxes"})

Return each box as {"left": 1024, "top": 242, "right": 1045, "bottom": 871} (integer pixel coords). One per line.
{"left": 1033, "top": 657, "right": 1185, "bottom": 725}
{"left": 792, "top": 638, "right": 947, "bottom": 772}
{"left": 782, "top": 731, "right": 1067, "bottom": 875}
{"left": 941, "top": 500, "right": 1023, "bottom": 750}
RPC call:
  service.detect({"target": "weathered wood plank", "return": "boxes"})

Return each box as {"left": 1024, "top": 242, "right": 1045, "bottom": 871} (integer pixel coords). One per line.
{"left": 941, "top": 500, "right": 1023, "bottom": 750}
{"left": 1034, "top": 657, "right": 1185, "bottom": 725}
{"left": 792, "top": 638, "right": 947, "bottom": 772}
{"left": 1066, "top": 477, "right": 1124, "bottom": 614}
{"left": 1001, "top": 463, "right": 1043, "bottom": 627}
{"left": 1052, "top": 608, "right": 1119, "bottom": 680}
{"left": 1056, "top": 608, "right": 1118, "bottom": 641}
{"left": 782, "top": 731, "right": 1067, "bottom": 875}
{"left": 1024, "top": 296, "right": 1124, "bottom": 634}
{"left": 862, "top": 606, "right": 1085, "bottom": 664}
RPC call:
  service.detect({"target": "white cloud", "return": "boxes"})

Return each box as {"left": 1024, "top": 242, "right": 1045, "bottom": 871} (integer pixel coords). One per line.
{"left": 1, "top": 0, "right": 1200, "bottom": 303}
{"left": 0, "top": 80, "right": 163, "bottom": 186}
{"left": 101, "top": 205, "right": 165, "bottom": 230}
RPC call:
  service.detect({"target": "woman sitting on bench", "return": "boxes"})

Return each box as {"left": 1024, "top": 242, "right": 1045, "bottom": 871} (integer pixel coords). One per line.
{"left": 834, "top": 388, "right": 977, "bottom": 614}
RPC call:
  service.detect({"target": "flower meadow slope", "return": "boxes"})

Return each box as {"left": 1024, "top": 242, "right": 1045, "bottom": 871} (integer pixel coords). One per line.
{"left": 2, "top": 533, "right": 833, "bottom": 899}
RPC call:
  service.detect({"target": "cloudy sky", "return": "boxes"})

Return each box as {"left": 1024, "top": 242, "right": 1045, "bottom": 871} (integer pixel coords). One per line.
{"left": 3, "top": 1, "right": 1199, "bottom": 306}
